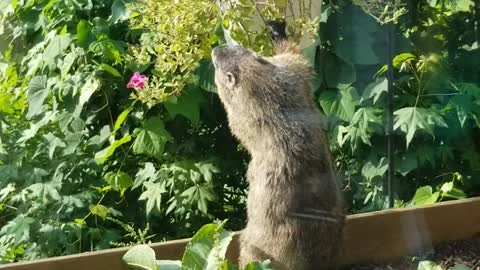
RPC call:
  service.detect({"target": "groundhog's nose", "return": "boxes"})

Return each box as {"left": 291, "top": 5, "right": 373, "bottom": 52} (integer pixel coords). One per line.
{"left": 212, "top": 46, "right": 227, "bottom": 68}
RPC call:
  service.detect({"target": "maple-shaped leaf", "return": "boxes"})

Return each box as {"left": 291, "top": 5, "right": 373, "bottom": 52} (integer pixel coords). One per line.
{"left": 361, "top": 157, "right": 388, "bottom": 182}
{"left": 133, "top": 162, "right": 158, "bottom": 189}
{"left": 195, "top": 161, "right": 220, "bottom": 183}
{"left": 361, "top": 77, "right": 388, "bottom": 104}
{"left": 27, "top": 182, "right": 61, "bottom": 203}
{"left": 0, "top": 215, "right": 35, "bottom": 245}
{"left": 393, "top": 107, "right": 447, "bottom": 148}
{"left": 139, "top": 181, "right": 167, "bottom": 216}
{"left": 42, "top": 133, "right": 66, "bottom": 159}
{"left": 133, "top": 117, "right": 172, "bottom": 159}
{"left": 181, "top": 183, "right": 215, "bottom": 214}
{"left": 319, "top": 85, "right": 360, "bottom": 122}
{"left": 338, "top": 107, "right": 382, "bottom": 151}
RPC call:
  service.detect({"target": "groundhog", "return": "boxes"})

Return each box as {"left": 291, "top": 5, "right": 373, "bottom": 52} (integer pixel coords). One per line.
{"left": 211, "top": 21, "right": 345, "bottom": 270}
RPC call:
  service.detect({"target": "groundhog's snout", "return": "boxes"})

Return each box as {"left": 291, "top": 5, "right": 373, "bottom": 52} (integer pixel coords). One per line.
{"left": 211, "top": 46, "right": 228, "bottom": 69}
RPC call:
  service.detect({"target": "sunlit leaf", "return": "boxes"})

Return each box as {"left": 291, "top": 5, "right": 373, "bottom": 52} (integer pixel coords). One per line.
{"left": 43, "top": 34, "right": 72, "bottom": 71}
{"left": 89, "top": 204, "right": 109, "bottom": 220}
{"left": 393, "top": 53, "right": 416, "bottom": 69}
{"left": 361, "top": 77, "right": 388, "bottom": 104}
{"left": 0, "top": 216, "right": 35, "bottom": 245}
{"left": 361, "top": 157, "right": 388, "bottom": 182}
{"left": 133, "top": 117, "right": 171, "bottom": 159}
{"left": 27, "top": 182, "right": 61, "bottom": 203}
{"left": 134, "top": 163, "right": 158, "bottom": 189}
{"left": 319, "top": 85, "right": 360, "bottom": 122}
{"left": 122, "top": 245, "right": 157, "bottom": 270}
{"left": 26, "top": 75, "right": 48, "bottom": 119}
{"left": 100, "top": 63, "right": 122, "bottom": 77}
{"left": 104, "top": 171, "right": 134, "bottom": 197}
{"left": 182, "top": 222, "right": 234, "bottom": 270}
{"left": 95, "top": 135, "right": 132, "bottom": 164}
{"left": 243, "top": 260, "right": 273, "bottom": 270}
{"left": 139, "top": 181, "right": 167, "bottom": 215}
{"left": 412, "top": 186, "right": 439, "bottom": 206}
{"left": 394, "top": 107, "right": 447, "bottom": 148}
{"left": 114, "top": 107, "right": 133, "bottom": 132}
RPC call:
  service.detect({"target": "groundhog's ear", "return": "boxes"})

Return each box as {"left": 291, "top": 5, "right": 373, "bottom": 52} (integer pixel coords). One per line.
{"left": 226, "top": 72, "right": 236, "bottom": 88}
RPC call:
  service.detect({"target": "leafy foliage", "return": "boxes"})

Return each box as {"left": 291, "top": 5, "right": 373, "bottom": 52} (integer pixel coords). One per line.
{"left": 122, "top": 221, "right": 272, "bottom": 270}
{"left": 316, "top": 0, "right": 480, "bottom": 213}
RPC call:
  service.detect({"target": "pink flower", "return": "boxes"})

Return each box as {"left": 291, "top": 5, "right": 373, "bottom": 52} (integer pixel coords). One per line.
{"left": 127, "top": 72, "right": 147, "bottom": 89}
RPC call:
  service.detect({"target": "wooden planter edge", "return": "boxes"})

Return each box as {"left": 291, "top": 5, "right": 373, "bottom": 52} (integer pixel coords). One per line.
{"left": 1, "top": 197, "right": 480, "bottom": 270}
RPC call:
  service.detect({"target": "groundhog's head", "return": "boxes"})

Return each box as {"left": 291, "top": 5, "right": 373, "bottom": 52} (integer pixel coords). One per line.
{"left": 211, "top": 45, "right": 275, "bottom": 109}
{"left": 211, "top": 44, "right": 317, "bottom": 148}
{"left": 211, "top": 44, "right": 313, "bottom": 113}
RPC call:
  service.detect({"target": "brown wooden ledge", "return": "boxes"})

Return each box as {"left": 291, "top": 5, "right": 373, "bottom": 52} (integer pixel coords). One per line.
{"left": 1, "top": 197, "right": 480, "bottom": 270}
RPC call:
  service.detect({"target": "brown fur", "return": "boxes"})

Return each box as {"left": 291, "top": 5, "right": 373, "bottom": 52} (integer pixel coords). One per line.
{"left": 211, "top": 40, "right": 345, "bottom": 270}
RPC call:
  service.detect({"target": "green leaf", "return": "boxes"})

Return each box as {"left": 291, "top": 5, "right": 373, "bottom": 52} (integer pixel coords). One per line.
{"left": 77, "top": 20, "right": 92, "bottom": 48}
{"left": 122, "top": 245, "right": 157, "bottom": 270}
{"left": 393, "top": 53, "right": 416, "bottom": 69}
{"left": 319, "top": 85, "right": 359, "bottom": 122}
{"left": 89, "top": 38, "right": 124, "bottom": 64}
{"left": 445, "top": 0, "right": 474, "bottom": 12}
{"left": 449, "top": 94, "right": 472, "bottom": 127}
{"left": 440, "top": 182, "right": 467, "bottom": 200}
{"left": 417, "top": 260, "right": 443, "bottom": 270}
{"left": 134, "top": 162, "right": 158, "bottom": 189}
{"left": 325, "top": 5, "right": 381, "bottom": 65}
{"left": 197, "top": 61, "right": 216, "bottom": 93}
{"left": 323, "top": 52, "right": 356, "bottom": 89}
{"left": 89, "top": 204, "right": 109, "bottom": 220}
{"left": 361, "top": 77, "right": 388, "bottom": 104}
{"left": 0, "top": 216, "right": 35, "bottom": 245}
{"left": 43, "top": 34, "right": 72, "bottom": 70}
{"left": 181, "top": 183, "right": 215, "bottom": 213}
{"left": 164, "top": 89, "right": 203, "bottom": 126}
{"left": 338, "top": 107, "right": 382, "bottom": 150}
{"left": 451, "top": 264, "right": 472, "bottom": 270}
{"left": 413, "top": 186, "right": 439, "bottom": 206}
{"left": 374, "top": 65, "right": 388, "bottom": 78}
{"left": 393, "top": 107, "right": 447, "bottom": 148}
{"left": 73, "top": 77, "right": 100, "bottom": 117}
{"left": 182, "top": 223, "right": 234, "bottom": 270}
{"left": 361, "top": 157, "right": 388, "bottom": 182}
{"left": 302, "top": 42, "right": 319, "bottom": 67}
{"left": 139, "top": 181, "right": 167, "bottom": 215}
{"left": 61, "top": 50, "right": 77, "bottom": 77}
{"left": 43, "top": 133, "right": 66, "bottom": 159}
{"left": 196, "top": 161, "right": 220, "bottom": 183}
{"left": 26, "top": 75, "right": 48, "bottom": 119}
{"left": 95, "top": 135, "right": 132, "bottom": 164}
{"left": 114, "top": 107, "right": 133, "bottom": 132}
{"left": 104, "top": 171, "right": 134, "bottom": 197}
{"left": 156, "top": 260, "right": 181, "bottom": 270}
{"left": 27, "top": 182, "right": 61, "bottom": 203}
{"left": 243, "top": 260, "right": 274, "bottom": 270}
{"left": 88, "top": 125, "right": 111, "bottom": 146}
{"left": 396, "top": 153, "right": 418, "bottom": 176}
{"left": 100, "top": 63, "right": 122, "bottom": 77}
{"left": 110, "top": 0, "right": 130, "bottom": 23}
{"left": 217, "top": 260, "right": 238, "bottom": 270}
{"left": 133, "top": 117, "right": 171, "bottom": 159}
